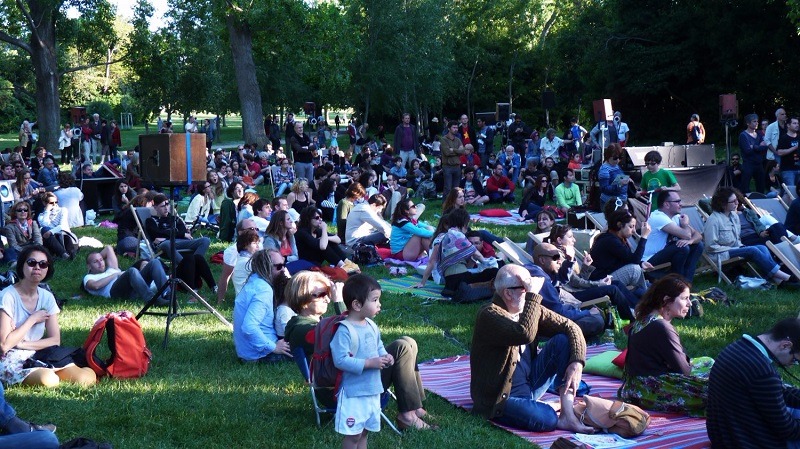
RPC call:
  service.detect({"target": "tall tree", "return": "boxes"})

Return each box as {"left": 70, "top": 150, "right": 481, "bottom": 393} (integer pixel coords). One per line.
{"left": 0, "top": 0, "right": 117, "bottom": 153}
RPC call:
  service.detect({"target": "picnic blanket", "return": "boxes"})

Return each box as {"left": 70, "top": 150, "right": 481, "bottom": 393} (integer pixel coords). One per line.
{"left": 470, "top": 210, "right": 530, "bottom": 226}
{"left": 419, "top": 343, "right": 710, "bottom": 448}
{"left": 377, "top": 274, "right": 444, "bottom": 300}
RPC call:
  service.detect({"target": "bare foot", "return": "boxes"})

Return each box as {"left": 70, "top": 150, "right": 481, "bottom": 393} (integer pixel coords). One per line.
{"left": 557, "top": 411, "right": 595, "bottom": 434}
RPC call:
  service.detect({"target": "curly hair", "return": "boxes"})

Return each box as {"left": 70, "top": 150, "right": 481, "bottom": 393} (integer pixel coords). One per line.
{"left": 710, "top": 186, "right": 742, "bottom": 213}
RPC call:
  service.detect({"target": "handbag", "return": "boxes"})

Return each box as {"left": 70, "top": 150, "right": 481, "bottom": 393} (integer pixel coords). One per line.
{"left": 23, "top": 345, "right": 87, "bottom": 369}
{"left": 572, "top": 395, "right": 650, "bottom": 438}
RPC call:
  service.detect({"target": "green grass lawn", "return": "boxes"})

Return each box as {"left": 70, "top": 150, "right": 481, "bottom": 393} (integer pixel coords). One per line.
{"left": 2, "top": 129, "right": 798, "bottom": 448}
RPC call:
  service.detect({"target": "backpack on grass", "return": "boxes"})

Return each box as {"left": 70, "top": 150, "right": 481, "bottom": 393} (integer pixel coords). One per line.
{"left": 310, "top": 313, "right": 378, "bottom": 392}
{"left": 83, "top": 311, "right": 152, "bottom": 379}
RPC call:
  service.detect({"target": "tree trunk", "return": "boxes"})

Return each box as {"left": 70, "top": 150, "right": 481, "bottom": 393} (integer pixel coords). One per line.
{"left": 28, "top": 1, "right": 60, "bottom": 157}
{"left": 226, "top": 15, "right": 267, "bottom": 148}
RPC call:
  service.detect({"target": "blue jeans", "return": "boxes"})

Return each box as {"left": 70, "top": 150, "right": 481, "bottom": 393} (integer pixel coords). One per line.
{"left": 0, "top": 383, "right": 59, "bottom": 449}
{"left": 110, "top": 260, "right": 168, "bottom": 301}
{"left": 157, "top": 236, "right": 210, "bottom": 263}
{"left": 728, "top": 245, "right": 779, "bottom": 277}
{"left": 570, "top": 282, "right": 639, "bottom": 321}
{"left": 647, "top": 241, "right": 705, "bottom": 282}
{"left": 276, "top": 182, "right": 291, "bottom": 197}
{"left": 492, "top": 334, "right": 570, "bottom": 432}
{"left": 294, "top": 162, "right": 314, "bottom": 183}
{"left": 116, "top": 236, "right": 139, "bottom": 255}
{"left": 782, "top": 170, "right": 799, "bottom": 187}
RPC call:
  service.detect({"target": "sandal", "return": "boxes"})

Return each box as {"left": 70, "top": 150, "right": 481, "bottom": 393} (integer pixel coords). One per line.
{"left": 396, "top": 415, "right": 439, "bottom": 431}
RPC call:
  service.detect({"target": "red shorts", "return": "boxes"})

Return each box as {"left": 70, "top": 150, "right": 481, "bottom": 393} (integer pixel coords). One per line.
{"left": 391, "top": 250, "right": 405, "bottom": 260}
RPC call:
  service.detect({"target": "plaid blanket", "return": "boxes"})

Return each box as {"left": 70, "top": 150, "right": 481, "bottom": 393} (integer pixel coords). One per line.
{"left": 419, "top": 343, "right": 710, "bottom": 448}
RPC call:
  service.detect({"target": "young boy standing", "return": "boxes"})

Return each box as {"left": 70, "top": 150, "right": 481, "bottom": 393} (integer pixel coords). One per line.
{"left": 332, "top": 275, "right": 394, "bottom": 449}
{"left": 639, "top": 150, "right": 681, "bottom": 211}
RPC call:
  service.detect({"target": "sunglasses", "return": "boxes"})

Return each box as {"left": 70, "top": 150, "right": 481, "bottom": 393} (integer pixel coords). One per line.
{"left": 313, "top": 215, "right": 321, "bottom": 220}
{"left": 48, "top": 201, "right": 57, "bottom": 205}
{"left": 311, "top": 290, "right": 330, "bottom": 299}
{"left": 25, "top": 258, "right": 49, "bottom": 269}
{"left": 16, "top": 208, "right": 28, "bottom": 213}
{"left": 272, "top": 263, "right": 285, "bottom": 271}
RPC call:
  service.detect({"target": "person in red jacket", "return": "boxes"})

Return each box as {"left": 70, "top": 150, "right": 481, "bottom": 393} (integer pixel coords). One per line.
{"left": 486, "top": 163, "right": 515, "bottom": 203}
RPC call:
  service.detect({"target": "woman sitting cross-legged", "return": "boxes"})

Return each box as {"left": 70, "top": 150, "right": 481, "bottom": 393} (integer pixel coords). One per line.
{"left": 619, "top": 274, "right": 713, "bottom": 416}
{"left": 703, "top": 186, "right": 792, "bottom": 285}
{"left": 390, "top": 199, "right": 433, "bottom": 261}
{"left": 295, "top": 206, "right": 360, "bottom": 274}
{"left": 0, "top": 245, "right": 96, "bottom": 387}
{"left": 283, "top": 271, "right": 435, "bottom": 430}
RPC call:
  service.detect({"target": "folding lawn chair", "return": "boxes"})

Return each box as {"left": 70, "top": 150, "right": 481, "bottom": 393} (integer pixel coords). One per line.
{"left": 291, "top": 346, "right": 401, "bottom": 435}
{"left": 493, "top": 238, "right": 535, "bottom": 266}
{"left": 687, "top": 204, "right": 760, "bottom": 284}
{"left": 746, "top": 197, "right": 789, "bottom": 223}
{"left": 132, "top": 206, "right": 157, "bottom": 260}
{"left": 767, "top": 237, "right": 800, "bottom": 281}
{"left": 782, "top": 183, "right": 796, "bottom": 202}
{"left": 587, "top": 212, "right": 607, "bottom": 231}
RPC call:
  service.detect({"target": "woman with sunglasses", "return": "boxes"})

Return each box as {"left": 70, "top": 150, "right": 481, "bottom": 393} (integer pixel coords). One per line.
{"left": 37, "top": 193, "right": 78, "bottom": 259}
{"left": 518, "top": 175, "right": 553, "bottom": 221}
{"left": 284, "top": 272, "right": 436, "bottom": 430}
{"left": 4, "top": 201, "right": 69, "bottom": 262}
{"left": 295, "top": 206, "right": 359, "bottom": 274}
{"left": 597, "top": 143, "right": 631, "bottom": 206}
{"left": 588, "top": 208, "right": 651, "bottom": 293}
{"left": 185, "top": 180, "right": 214, "bottom": 228}
{"left": 0, "top": 245, "right": 96, "bottom": 387}
{"left": 233, "top": 248, "right": 292, "bottom": 363}
{"left": 390, "top": 199, "right": 433, "bottom": 261}
{"left": 619, "top": 274, "right": 711, "bottom": 416}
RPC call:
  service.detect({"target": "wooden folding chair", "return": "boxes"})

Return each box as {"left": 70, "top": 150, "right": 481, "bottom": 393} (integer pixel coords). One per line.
{"left": 493, "top": 238, "right": 535, "bottom": 266}
{"left": 132, "top": 206, "right": 157, "bottom": 260}
{"left": 746, "top": 197, "right": 789, "bottom": 222}
{"left": 766, "top": 237, "right": 800, "bottom": 281}
{"left": 782, "top": 183, "right": 796, "bottom": 202}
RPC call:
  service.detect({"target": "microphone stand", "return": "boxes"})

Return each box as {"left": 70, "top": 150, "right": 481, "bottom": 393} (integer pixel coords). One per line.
{"left": 137, "top": 185, "right": 231, "bottom": 348}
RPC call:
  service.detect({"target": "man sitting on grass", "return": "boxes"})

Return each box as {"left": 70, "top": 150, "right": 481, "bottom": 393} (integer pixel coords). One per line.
{"left": 84, "top": 245, "right": 170, "bottom": 305}
{"left": 470, "top": 264, "right": 594, "bottom": 434}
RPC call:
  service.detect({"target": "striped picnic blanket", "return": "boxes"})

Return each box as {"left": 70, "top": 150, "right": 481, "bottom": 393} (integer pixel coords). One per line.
{"left": 419, "top": 343, "right": 710, "bottom": 448}
{"left": 377, "top": 274, "right": 444, "bottom": 300}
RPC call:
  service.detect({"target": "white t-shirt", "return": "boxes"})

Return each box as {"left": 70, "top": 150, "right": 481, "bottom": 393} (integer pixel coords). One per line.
{"left": 617, "top": 122, "right": 630, "bottom": 141}
{"left": 0, "top": 285, "right": 59, "bottom": 343}
{"left": 232, "top": 252, "right": 253, "bottom": 297}
{"left": 274, "top": 304, "right": 296, "bottom": 338}
{"left": 643, "top": 210, "right": 679, "bottom": 261}
{"left": 83, "top": 268, "right": 122, "bottom": 297}
{"left": 223, "top": 244, "right": 238, "bottom": 266}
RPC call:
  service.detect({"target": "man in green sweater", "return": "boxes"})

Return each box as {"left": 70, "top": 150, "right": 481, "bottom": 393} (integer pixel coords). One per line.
{"left": 470, "top": 264, "right": 593, "bottom": 433}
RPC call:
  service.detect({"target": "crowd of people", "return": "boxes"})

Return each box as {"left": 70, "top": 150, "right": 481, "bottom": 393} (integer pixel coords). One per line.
{"left": 5, "top": 109, "right": 800, "bottom": 448}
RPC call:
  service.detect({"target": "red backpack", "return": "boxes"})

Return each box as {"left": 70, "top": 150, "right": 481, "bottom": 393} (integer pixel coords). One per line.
{"left": 310, "top": 313, "right": 376, "bottom": 391}
{"left": 83, "top": 311, "right": 152, "bottom": 378}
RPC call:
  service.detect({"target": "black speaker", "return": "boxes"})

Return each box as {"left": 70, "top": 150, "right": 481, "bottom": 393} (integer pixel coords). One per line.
{"left": 496, "top": 103, "right": 511, "bottom": 121}
{"left": 719, "top": 94, "right": 737, "bottom": 120}
{"left": 139, "top": 134, "right": 207, "bottom": 186}
{"left": 593, "top": 99, "right": 613, "bottom": 122}
{"left": 542, "top": 91, "right": 556, "bottom": 109}
{"left": 303, "top": 102, "right": 316, "bottom": 116}
{"left": 685, "top": 144, "right": 716, "bottom": 167}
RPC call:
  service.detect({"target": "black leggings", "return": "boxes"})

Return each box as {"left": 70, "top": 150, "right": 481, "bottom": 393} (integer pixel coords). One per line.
{"left": 321, "top": 243, "right": 347, "bottom": 266}
{"left": 444, "top": 267, "right": 499, "bottom": 291}
{"left": 176, "top": 254, "right": 216, "bottom": 291}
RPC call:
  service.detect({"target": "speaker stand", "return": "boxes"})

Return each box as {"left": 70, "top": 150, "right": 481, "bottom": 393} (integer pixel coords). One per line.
{"left": 136, "top": 186, "right": 231, "bottom": 349}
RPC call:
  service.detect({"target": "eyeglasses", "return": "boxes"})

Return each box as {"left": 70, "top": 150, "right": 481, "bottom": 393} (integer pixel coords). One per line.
{"left": 25, "top": 259, "right": 49, "bottom": 269}
{"left": 16, "top": 208, "right": 28, "bottom": 213}
{"left": 506, "top": 285, "right": 526, "bottom": 291}
{"left": 312, "top": 216, "right": 321, "bottom": 220}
